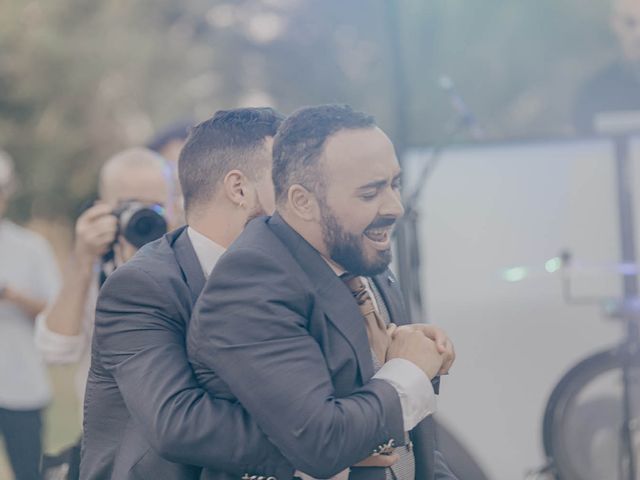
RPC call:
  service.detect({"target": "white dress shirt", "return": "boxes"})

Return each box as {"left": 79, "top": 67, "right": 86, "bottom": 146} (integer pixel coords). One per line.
{"left": 187, "top": 226, "right": 226, "bottom": 277}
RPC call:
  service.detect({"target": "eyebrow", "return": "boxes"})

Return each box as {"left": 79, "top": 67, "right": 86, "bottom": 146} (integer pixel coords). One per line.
{"left": 357, "top": 173, "right": 402, "bottom": 191}
{"left": 357, "top": 179, "right": 386, "bottom": 191}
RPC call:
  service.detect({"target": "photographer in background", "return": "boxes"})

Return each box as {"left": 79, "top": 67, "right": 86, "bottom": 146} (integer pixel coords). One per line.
{"left": 35, "top": 147, "right": 174, "bottom": 415}
{"left": 0, "top": 149, "right": 61, "bottom": 480}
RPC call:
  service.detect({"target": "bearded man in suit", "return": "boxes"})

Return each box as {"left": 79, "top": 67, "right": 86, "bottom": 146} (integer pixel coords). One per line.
{"left": 188, "top": 104, "right": 457, "bottom": 480}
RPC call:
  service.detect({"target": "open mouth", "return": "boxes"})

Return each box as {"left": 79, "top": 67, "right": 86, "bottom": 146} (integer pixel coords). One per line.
{"left": 364, "top": 226, "right": 393, "bottom": 249}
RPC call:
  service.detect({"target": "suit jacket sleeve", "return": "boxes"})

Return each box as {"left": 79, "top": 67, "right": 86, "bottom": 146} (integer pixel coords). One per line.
{"left": 94, "top": 264, "right": 294, "bottom": 478}
{"left": 188, "top": 247, "right": 405, "bottom": 479}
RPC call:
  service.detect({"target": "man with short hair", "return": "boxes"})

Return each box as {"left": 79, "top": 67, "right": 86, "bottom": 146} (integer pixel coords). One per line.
{"left": 81, "top": 108, "right": 296, "bottom": 480}
{"left": 0, "top": 150, "right": 60, "bottom": 480}
{"left": 188, "top": 104, "right": 457, "bottom": 480}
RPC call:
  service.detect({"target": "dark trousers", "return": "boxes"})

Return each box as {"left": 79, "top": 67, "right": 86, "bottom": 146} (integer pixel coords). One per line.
{"left": 0, "top": 406, "right": 42, "bottom": 480}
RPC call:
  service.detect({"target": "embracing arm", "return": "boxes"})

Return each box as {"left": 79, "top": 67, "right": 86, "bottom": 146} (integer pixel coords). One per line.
{"left": 188, "top": 247, "right": 405, "bottom": 478}
{"left": 94, "top": 265, "right": 293, "bottom": 478}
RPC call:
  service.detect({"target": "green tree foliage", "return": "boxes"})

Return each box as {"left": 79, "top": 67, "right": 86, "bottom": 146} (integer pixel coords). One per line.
{"left": 0, "top": 0, "right": 615, "bottom": 221}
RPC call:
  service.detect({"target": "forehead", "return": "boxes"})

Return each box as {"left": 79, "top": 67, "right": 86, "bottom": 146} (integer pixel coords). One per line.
{"left": 102, "top": 165, "right": 170, "bottom": 206}
{"left": 321, "top": 127, "right": 400, "bottom": 188}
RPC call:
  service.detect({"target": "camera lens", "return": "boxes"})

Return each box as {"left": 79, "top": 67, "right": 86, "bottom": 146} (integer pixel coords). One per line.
{"left": 134, "top": 216, "right": 155, "bottom": 236}
{"left": 118, "top": 202, "right": 168, "bottom": 248}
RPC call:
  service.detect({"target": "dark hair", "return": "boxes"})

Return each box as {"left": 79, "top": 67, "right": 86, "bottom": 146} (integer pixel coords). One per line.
{"left": 179, "top": 107, "right": 284, "bottom": 214}
{"left": 272, "top": 104, "right": 375, "bottom": 203}
{"left": 146, "top": 122, "right": 192, "bottom": 153}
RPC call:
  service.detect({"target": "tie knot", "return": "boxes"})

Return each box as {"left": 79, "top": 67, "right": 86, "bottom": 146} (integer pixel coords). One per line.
{"left": 341, "top": 273, "right": 366, "bottom": 294}
{"left": 341, "top": 274, "right": 373, "bottom": 308}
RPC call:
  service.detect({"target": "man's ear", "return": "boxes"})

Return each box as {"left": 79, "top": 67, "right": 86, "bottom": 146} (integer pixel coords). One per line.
{"left": 223, "top": 169, "right": 248, "bottom": 207}
{"left": 288, "top": 184, "right": 319, "bottom": 221}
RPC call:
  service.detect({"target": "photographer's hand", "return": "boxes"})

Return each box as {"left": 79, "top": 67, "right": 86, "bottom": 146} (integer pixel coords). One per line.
{"left": 74, "top": 202, "right": 118, "bottom": 262}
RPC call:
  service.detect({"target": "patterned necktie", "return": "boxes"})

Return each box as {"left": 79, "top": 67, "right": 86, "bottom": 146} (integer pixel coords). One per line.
{"left": 343, "top": 275, "right": 391, "bottom": 364}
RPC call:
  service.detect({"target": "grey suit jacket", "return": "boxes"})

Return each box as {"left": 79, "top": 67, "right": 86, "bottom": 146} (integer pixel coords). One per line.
{"left": 80, "top": 227, "right": 294, "bottom": 480}
{"left": 188, "top": 214, "right": 455, "bottom": 480}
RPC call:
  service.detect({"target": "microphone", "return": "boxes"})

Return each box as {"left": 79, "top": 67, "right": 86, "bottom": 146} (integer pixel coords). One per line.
{"left": 439, "top": 75, "right": 484, "bottom": 140}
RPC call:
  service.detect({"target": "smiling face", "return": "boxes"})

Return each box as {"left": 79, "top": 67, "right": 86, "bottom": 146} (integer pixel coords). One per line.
{"left": 316, "top": 127, "right": 404, "bottom": 276}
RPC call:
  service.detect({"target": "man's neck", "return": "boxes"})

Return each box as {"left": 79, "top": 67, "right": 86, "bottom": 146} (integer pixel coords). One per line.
{"left": 189, "top": 208, "right": 243, "bottom": 249}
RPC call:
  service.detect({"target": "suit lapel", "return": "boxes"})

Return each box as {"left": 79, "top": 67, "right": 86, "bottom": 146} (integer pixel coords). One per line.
{"left": 268, "top": 214, "right": 374, "bottom": 383}
{"left": 372, "top": 271, "right": 409, "bottom": 327}
{"left": 170, "top": 227, "right": 206, "bottom": 305}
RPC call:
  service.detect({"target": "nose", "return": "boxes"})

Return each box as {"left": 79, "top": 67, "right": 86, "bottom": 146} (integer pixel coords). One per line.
{"left": 380, "top": 186, "right": 405, "bottom": 219}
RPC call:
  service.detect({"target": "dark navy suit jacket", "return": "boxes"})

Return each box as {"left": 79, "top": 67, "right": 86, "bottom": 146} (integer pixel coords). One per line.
{"left": 188, "top": 214, "right": 456, "bottom": 480}
{"left": 81, "top": 226, "right": 294, "bottom": 480}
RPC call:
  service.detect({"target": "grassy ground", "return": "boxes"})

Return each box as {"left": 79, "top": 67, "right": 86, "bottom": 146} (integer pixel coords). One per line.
{"left": 0, "top": 365, "right": 81, "bottom": 479}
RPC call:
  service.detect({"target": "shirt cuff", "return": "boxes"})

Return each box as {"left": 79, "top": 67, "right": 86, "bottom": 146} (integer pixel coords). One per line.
{"left": 34, "top": 314, "right": 86, "bottom": 364}
{"left": 373, "top": 358, "right": 437, "bottom": 431}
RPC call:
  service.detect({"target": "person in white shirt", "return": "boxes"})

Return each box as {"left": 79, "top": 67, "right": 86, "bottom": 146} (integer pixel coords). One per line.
{"left": 0, "top": 150, "right": 61, "bottom": 480}
{"left": 35, "top": 148, "right": 175, "bottom": 413}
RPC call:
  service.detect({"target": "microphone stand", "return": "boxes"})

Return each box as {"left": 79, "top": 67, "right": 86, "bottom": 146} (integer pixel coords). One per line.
{"left": 396, "top": 116, "right": 475, "bottom": 322}
{"left": 611, "top": 135, "right": 638, "bottom": 480}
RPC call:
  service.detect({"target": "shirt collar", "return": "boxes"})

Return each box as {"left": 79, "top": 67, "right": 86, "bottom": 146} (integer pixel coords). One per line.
{"left": 321, "top": 255, "right": 347, "bottom": 277}
{"left": 187, "top": 226, "right": 226, "bottom": 278}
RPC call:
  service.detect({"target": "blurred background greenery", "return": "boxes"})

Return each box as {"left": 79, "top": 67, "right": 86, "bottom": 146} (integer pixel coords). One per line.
{"left": 0, "top": 0, "right": 613, "bottom": 224}
{"left": 0, "top": 0, "right": 620, "bottom": 477}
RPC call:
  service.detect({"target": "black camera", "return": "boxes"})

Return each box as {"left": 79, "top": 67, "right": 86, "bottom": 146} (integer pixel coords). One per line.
{"left": 97, "top": 200, "right": 168, "bottom": 286}
{"left": 112, "top": 201, "right": 168, "bottom": 248}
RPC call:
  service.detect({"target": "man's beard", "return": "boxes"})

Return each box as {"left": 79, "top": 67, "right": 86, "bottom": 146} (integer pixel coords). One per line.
{"left": 319, "top": 199, "right": 393, "bottom": 276}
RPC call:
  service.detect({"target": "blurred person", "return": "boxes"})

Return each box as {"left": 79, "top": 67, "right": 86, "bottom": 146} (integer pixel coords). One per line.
{"left": 147, "top": 121, "right": 192, "bottom": 226}
{"left": 147, "top": 121, "right": 191, "bottom": 164}
{"left": 35, "top": 148, "right": 173, "bottom": 414}
{"left": 573, "top": 0, "right": 640, "bottom": 133}
{"left": 0, "top": 150, "right": 61, "bottom": 480}
{"left": 188, "top": 105, "right": 457, "bottom": 480}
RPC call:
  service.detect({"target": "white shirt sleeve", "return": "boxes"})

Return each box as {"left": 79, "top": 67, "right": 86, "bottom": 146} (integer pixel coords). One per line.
{"left": 373, "top": 358, "right": 437, "bottom": 431}
{"left": 34, "top": 313, "right": 87, "bottom": 364}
